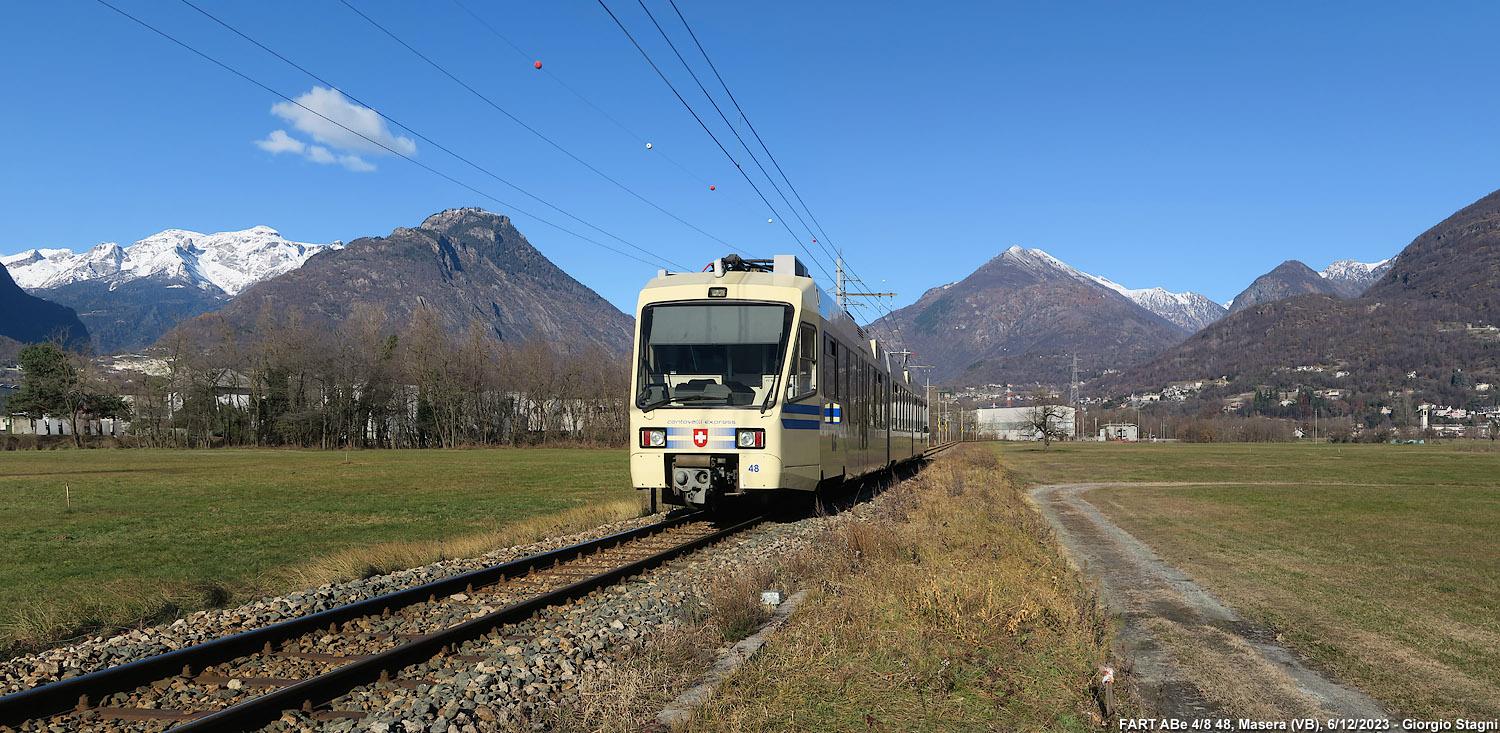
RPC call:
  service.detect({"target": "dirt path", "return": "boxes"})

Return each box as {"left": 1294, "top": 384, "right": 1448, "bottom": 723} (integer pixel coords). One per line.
{"left": 1031, "top": 482, "right": 1392, "bottom": 721}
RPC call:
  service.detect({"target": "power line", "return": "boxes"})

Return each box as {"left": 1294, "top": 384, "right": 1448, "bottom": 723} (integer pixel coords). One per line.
{"left": 177, "top": 0, "right": 685, "bottom": 272}
{"left": 594, "top": 0, "right": 835, "bottom": 284}
{"left": 94, "top": 0, "right": 667, "bottom": 270}
{"left": 630, "top": 0, "right": 827, "bottom": 264}
{"left": 657, "top": 0, "right": 901, "bottom": 339}
{"left": 449, "top": 0, "right": 726, "bottom": 196}
{"left": 646, "top": 0, "right": 921, "bottom": 364}
{"left": 336, "top": 0, "right": 741, "bottom": 255}
{"left": 661, "top": 0, "right": 842, "bottom": 270}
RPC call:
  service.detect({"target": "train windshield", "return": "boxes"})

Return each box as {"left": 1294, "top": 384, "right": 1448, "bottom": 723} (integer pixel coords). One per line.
{"left": 636, "top": 302, "right": 793, "bottom": 409}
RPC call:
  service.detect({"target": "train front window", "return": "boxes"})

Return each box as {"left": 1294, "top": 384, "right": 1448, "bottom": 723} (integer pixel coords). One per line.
{"left": 636, "top": 303, "right": 793, "bottom": 409}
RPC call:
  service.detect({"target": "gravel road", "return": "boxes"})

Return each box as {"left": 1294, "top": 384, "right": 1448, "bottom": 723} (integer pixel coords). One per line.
{"left": 1030, "top": 482, "right": 1392, "bottom": 722}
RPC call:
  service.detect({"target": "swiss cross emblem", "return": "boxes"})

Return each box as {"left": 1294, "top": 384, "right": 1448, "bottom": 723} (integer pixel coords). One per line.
{"left": 692, "top": 429, "right": 708, "bottom": 447}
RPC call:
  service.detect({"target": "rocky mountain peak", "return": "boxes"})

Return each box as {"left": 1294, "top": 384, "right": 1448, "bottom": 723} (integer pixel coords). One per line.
{"left": 420, "top": 207, "right": 505, "bottom": 232}
{"left": 169, "top": 210, "right": 632, "bottom": 354}
{"left": 1227, "top": 259, "right": 1337, "bottom": 314}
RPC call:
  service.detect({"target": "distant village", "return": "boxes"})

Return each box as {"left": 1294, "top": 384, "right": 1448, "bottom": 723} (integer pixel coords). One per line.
{"left": 941, "top": 351, "right": 1500, "bottom": 443}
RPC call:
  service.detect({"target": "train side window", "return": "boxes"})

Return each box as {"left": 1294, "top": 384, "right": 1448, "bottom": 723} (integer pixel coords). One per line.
{"left": 825, "top": 336, "right": 841, "bottom": 399}
{"left": 790, "top": 323, "right": 817, "bottom": 400}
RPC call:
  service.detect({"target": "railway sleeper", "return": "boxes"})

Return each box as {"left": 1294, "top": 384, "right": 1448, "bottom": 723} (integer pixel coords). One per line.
{"left": 191, "top": 674, "right": 300, "bottom": 688}
{"left": 272, "top": 651, "right": 374, "bottom": 663}
{"left": 89, "top": 706, "right": 208, "bottom": 722}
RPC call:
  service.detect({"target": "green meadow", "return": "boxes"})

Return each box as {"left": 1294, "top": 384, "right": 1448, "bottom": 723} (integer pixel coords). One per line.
{"left": 0, "top": 448, "right": 632, "bottom": 652}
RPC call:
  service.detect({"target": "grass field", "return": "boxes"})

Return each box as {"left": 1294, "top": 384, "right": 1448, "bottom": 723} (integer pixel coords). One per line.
{"left": 1000, "top": 441, "right": 1500, "bottom": 718}
{"left": 0, "top": 448, "right": 633, "bottom": 652}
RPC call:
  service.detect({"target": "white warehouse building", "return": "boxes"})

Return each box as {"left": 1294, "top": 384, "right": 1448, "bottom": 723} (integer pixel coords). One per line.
{"left": 974, "top": 406, "right": 1076, "bottom": 441}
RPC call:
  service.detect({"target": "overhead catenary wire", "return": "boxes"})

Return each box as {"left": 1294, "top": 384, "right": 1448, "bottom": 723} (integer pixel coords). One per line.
{"left": 648, "top": 3, "right": 919, "bottom": 362}
{"left": 629, "top": 0, "right": 829, "bottom": 267}
{"left": 335, "top": 0, "right": 743, "bottom": 257}
{"left": 94, "top": 0, "right": 668, "bottom": 270}
{"left": 664, "top": 0, "right": 842, "bottom": 269}
{"left": 594, "top": 0, "right": 835, "bottom": 285}
{"left": 449, "top": 0, "right": 731, "bottom": 199}
{"left": 652, "top": 0, "right": 904, "bottom": 347}
{"left": 176, "top": 0, "right": 685, "bottom": 272}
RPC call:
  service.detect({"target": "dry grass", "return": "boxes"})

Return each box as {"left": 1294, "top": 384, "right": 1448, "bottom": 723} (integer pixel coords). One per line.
{"left": 679, "top": 446, "right": 1132, "bottom": 731}
{"left": 2, "top": 580, "right": 204, "bottom": 653}
{"left": 703, "top": 564, "right": 778, "bottom": 643}
{"left": 275, "top": 498, "right": 645, "bottom": 589}
{"left": 531, "top": 623, "right": 721, "bottom": 732}
{"left": 541, "top": 449, "right": 1132, "bottom": 730}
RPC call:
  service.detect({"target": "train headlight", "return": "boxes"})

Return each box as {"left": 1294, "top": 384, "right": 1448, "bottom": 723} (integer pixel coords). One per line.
{"left": 735, "top": 428, "right": 765, "bottom": 448}
{"left": 640, "top": 428, "right": 667, "bottom": 448}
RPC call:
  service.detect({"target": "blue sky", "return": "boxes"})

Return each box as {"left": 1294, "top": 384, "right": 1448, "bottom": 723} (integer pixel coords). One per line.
{"left": 4, "top": 1, "right": 1499, "bottom": 316}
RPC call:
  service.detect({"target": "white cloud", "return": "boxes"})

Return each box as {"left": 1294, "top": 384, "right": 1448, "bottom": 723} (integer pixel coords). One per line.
{"left": 269, "top": 87, "right": 416, "bottom": 157}
{"left": 254, "top": 129, "right": 306, "bottom": 155}
{"left": 256, "top": 136, "right": 376, "bottom": 172}
{"left": 305, "top": 145, "right": 336, "bottom": 164}
{"left": 254, "top": 90, "right": 400, "bottom": 173}
{"left": 337, "top": 154, "right": 376, "bottom": 172}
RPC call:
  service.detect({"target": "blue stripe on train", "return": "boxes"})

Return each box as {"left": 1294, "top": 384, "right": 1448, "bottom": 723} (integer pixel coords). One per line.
{"left": 782, "top": 403, "right": 821, "bottom": 415}
{"left": 781, "top": 418, "right": 820, "bottom": 430}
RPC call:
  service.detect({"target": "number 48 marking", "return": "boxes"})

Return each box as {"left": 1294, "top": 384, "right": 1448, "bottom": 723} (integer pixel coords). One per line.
{"left": 747, "top": 464, "right": 760, "bottom": 473}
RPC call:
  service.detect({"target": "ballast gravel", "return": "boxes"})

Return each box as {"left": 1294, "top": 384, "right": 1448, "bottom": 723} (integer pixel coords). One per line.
{"left": 270, "top": 516, "right": 839, "bottom": 731}
{"left": 3, "top": 498, "right": 892, "bottom": 732}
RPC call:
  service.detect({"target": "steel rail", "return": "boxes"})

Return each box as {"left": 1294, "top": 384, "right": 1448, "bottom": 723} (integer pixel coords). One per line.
{"left": 174, "top": 514, "right": 763, "bottom": 731}
{"left": 0, "top": 511, "right": 711, "bottom": 727}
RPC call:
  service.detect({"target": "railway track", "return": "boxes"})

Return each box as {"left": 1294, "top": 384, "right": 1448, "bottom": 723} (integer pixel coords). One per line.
{"left": 0, "top": 512, "right": 761, "bottom": 732}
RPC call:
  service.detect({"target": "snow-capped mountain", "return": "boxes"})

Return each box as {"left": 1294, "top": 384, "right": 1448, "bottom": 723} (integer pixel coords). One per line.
{"left": 1319, "top": 258, "right": 1393, "bottom": 294}
{"left": 1227, "top": 255, "right": 1396, "bottom": 314}
{"left": 1, "top": 226, "right": 342, "bottom": 354}
{"left": 874, "top": 245, "right": 1193, "bottom": 385}
{"left": 1088, "top": 276, "right": 1228, "bottom": 332}
{"left": 986, "top": 246, "right": 1226, "bottom": 333}
{"left": 3, "top": 226, "right": 342, "bottom": 296}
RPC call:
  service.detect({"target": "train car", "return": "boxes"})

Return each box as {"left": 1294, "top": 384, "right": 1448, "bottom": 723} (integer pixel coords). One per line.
{"left": 629, "top": 254, "right": 929, "bottom": 509}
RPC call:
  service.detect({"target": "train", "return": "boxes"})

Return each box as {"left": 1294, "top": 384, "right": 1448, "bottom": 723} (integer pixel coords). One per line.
{"left": 629, "top": 254, "right": 929, "bottom": 510}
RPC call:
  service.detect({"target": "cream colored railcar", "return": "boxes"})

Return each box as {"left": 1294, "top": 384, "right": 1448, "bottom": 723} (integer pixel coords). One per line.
{"left": 630, "top": 255, "right": 928, "bottom": 509}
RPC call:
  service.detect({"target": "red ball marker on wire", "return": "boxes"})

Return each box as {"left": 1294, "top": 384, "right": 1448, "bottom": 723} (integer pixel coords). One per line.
{"left": 709, "top": 185, "right": 715, "bottom": 190}
{"left": 534, "top": 60, "right": 542, "bottom": 69}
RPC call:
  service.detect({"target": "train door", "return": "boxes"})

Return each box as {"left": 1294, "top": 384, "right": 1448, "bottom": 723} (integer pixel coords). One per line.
{"left": 856, "top": 360, "right": 868, "bottom": 472}
{"left": 822, "top": 334, "right": 844, "bottom": 479}
{"left": 783, "top": 321, "right": 820, "bottom": 485}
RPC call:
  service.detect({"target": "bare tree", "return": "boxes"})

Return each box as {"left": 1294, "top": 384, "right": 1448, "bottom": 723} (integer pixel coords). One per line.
{"left": 1024, "top": 399, "right": 1072, "bottom": 451}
